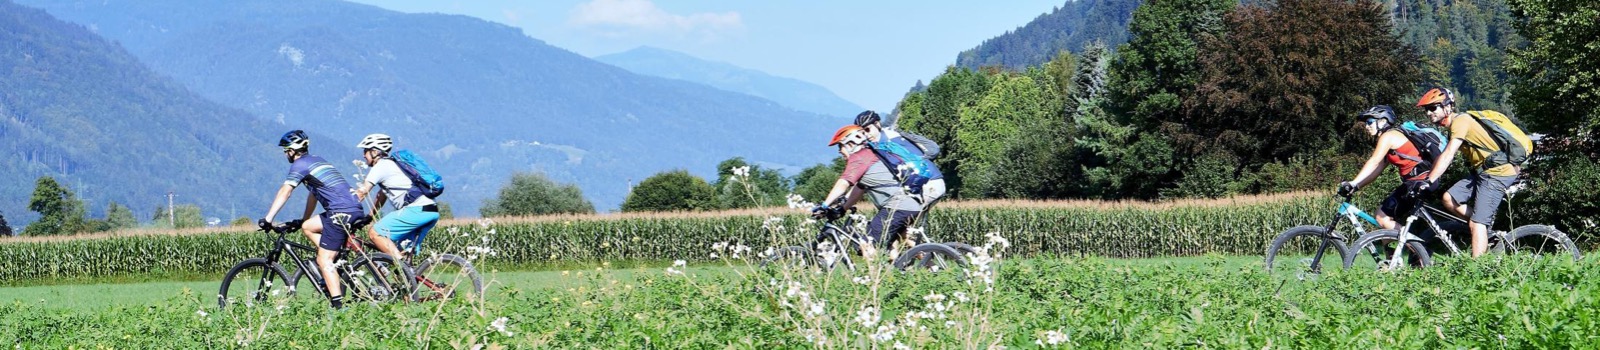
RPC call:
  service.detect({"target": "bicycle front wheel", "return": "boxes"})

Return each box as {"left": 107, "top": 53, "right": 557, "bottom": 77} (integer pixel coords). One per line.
{"left": 760, "top": 246, "right": 815, "bottom": 270}
{"left": 218, "top": 258, "right": 294, "bottom": 309}
{"left": 412, "top": 254, "right": 484, "bottom": 302}
{"left": 1345, "top": 229, "right": 1432, "bottom": 271}
{"left": 1498, "top": 225, "right": 1582, "bottom": 262}
{"left": 1264, "top": 225, "right": 1350, "bottom": 279}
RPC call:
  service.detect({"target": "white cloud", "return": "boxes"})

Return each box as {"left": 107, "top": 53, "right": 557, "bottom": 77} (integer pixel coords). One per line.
{"left": 568, "top": 0, "right": 742, "bottom": 38}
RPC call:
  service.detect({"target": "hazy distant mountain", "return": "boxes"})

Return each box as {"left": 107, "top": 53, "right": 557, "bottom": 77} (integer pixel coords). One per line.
{"left": 955, "top": 0, "right": 1140, "bottom": 71}
{"left": 0, "top": 1, "right": 303, "bottom": 226}
{"left": 596, "top": 46, "right": 863, "bottom": 118}
{"left": 22, "top": 0, "right": 842, "bottom": 212}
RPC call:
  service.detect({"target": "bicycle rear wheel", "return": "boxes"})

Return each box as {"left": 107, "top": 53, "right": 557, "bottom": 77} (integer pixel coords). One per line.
{"left": 218, "top": 258, "right": 294, "bottom": 309}
{"left": 412, "top": 254, "right": 484, "bottom": 302}
{"left": 892, "top": 243, "right": 966, "bottom": 272}
{"left": 346, "top": 253, "right": 409, "bottom": 303}
{"left": 1498, "top": 225, "right": 1582, "bottom": 262}
{"left": 1345, "top": 229, "right": 1432, "bottom": 271}
{"left": 1264, "top": 225, "right": 1350, "bottom": 280}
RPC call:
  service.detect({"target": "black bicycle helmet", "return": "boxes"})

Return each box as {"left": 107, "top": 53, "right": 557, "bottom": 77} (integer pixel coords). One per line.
{"left": 853, "top": 110, "right": 881, "bottom": 127}
{"left": 279, "top": 130, "right": 309, "bottom": 151}
{"left": 1358, "top": 105, "right": 1397, "bottom": 127}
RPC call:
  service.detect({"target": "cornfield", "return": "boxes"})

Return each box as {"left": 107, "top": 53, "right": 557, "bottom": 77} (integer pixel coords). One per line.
{"left": 0, "top": 193, "right": 1330, "bottom": 283}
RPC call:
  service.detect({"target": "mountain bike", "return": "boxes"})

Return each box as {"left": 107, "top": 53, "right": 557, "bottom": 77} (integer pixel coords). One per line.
{"left": 287, "top": 236, "right": 486, "bottom": 302}
{"left": 218, "top": 214, "right": 407, "bottom": 308}
{"left": 1263, "top": 193, "right": 1368, "bottom": 280}
{"left": 762, "top": 205, "right": 967, "bottom": 272}
{"left": 1344, "top": 181, "right": 1581, "bottom": 270}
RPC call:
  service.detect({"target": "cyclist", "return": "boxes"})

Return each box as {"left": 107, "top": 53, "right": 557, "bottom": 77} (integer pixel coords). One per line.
{"left": 1338, "top": 105, "right": 1433, "bottom": 230}
{"left": 814, "top": 125, "right": 923, "bottom": 257}
{"left": 1414, "top": 88, "right": 1520, "bottom": 258}
{"left": 259, "top": 130, "right": 368, "bottom": 308}
{"left": 853, "top": 110, "right": 946, "bottom": 209}
{"left": 354, "top": 134, "right": 440, "bottom": 262}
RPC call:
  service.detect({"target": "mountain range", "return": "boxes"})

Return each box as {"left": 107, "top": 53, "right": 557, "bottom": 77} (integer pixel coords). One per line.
{"left": 17, "top": 0, "right": 843, "bottom": 216}
{"left": 0, "top": 0, "right": 332, "bottom": 225}
{"left": 595, "top": 46, "right": 863, "bottom": 118}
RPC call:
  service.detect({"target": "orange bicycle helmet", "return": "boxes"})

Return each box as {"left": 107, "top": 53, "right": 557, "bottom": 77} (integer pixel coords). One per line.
{"left": 1416, "top": 88, "right": 1454, "bottom": 107}
{"left": 829, "top": 125, "right": 867, "bottom": 146}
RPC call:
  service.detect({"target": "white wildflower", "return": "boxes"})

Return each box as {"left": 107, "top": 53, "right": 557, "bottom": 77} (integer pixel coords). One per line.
{"left": 852, "top": 276, "right": 872, "bottom": 285}
{"left": 894, "top": 341, "right": 911, "bottom": 350}
{"left": 1036, "top": 329, "right": 1069, "bottom": 346}
{"left": 872, "top": 323, "right": 897, "bottom": 342}
{"left": 196, "top": 309, "right": 208, "bottom": 317}
{"left": 488, "top": 317, "right": 513, "bottom": 336}
{"left": 855, "top": 306, "right": 881, "bottom": 328}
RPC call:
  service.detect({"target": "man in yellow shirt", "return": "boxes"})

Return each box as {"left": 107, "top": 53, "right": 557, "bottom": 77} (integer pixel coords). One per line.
{"left": 1415, "top": 88, "right": 1519, "bottom": 257}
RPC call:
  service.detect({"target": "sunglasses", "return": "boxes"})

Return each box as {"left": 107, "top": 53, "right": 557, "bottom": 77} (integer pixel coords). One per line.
{"left": 1424, "top": 104, "right": 1445, "bottom": 113}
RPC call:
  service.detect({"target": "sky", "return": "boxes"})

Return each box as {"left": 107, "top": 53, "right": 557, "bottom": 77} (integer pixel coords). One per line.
{"left": 344, "top": 0, "right": 1066, "bottom": 113}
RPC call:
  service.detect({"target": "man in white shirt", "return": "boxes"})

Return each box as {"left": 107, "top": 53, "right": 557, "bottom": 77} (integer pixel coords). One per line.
{"left": 354, "top": 134, "right": 440, "bottom": 260}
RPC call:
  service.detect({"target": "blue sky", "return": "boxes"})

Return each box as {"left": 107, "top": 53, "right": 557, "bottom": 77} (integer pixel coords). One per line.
{"left": 345, "top": 0, "right": 1066, "bottom": 114}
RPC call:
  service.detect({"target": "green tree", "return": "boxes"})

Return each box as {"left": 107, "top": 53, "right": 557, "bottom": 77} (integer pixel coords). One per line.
{"left": 621, "top": 170, "right": 716, "bottom": 212}
{"left": 956, "top": 74, "right": 1070, "bottom": 198}
{"left": 24, "top": 176, "right": 88, "bottom": 236}
{"left": 1507, "top": 0, "right": 1600, "bottom": 154}
{"left": 711, "top": 157, "right": 790, "bottom": 209}
{"left": 480, "top": 172, "right": 595, "bottom": 217}
{"left": 152, "top": 205, "right": 205, "bottom": 229}
{"left": 0, "top": 212, "right": 11, "bottom": 236}
{"left": 1184, "top": 0, "right": 1420, "bottom": 167}
{"left": 1107, "top": 0, "right": 1236, "bottom": 131}
{"left": 105, "top": 202, "right": 138, "bottom": 230}
{"left": 437, "top": 202, "right": 455, "bottom": 220}
{"left": 898, "top": 67, "right": 994, "bottom": 195}
{"left": 230, "top": 216, "right": 253, "bottom": 227}
{"left": 791, "top": 157, "right": 847, "bottom": 205}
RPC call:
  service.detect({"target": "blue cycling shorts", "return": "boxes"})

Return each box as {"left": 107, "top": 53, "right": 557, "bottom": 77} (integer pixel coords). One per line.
{"left": 375, "top": 205, "right": 440, "bottom": 254}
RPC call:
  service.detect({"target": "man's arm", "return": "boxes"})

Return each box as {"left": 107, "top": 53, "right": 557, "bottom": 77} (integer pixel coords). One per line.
{"left": 263, "top": 184, "right": 295, "bottom": 222}
{"left": 301, "top": 194, "right": 317, "bottom": 220}
{"left": 1426, "top": 138, "right": 1465, "bottom": 184}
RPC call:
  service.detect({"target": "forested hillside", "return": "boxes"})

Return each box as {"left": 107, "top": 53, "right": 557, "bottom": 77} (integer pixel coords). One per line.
{"left": 954, "top": 0, "right": 1140, "bottom": 71}
{"left": 0, "top": 1, "right": 297, "bottom": 227}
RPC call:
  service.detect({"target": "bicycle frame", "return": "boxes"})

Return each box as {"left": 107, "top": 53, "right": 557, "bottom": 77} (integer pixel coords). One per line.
{"left": 1305, "top": 196, "right": 1379, "bottom": 273}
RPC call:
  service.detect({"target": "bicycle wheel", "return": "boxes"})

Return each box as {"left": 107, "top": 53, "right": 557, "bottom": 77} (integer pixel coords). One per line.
{"left": 943, "top": 242, "right": 978, "bottom": 258}
{"left": 344, "top": 253, "right": 409, "bottom": 303}
{"left": 412, "top": 254, "right": 485, "bottom": 302}
{"left": 760, "top": 246, "right": 815, "bottom": 270}
{"left": 892, "top": 243, "right": 966, "bottom": 272}
{"left": 1345, "top": 229, "right": 1432, "bottom": 271}
{"left": 218, "top": 258, "right": 294, "bottom": 309}
{"left": 1499, "top": 225, "right": 1582, "bottom": 262}
{"left": 1263, "top": 225, "right": 1350, "bottom": 279}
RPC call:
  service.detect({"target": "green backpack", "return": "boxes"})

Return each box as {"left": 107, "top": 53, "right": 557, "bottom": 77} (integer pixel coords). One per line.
{"left": 1464, "top": 110, "right": 1534, "bottom": 171}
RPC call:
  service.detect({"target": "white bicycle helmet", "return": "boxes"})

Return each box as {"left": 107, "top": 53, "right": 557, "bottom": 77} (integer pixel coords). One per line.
{"left": 356, "top": 133, "right": 394, "bottom": 153}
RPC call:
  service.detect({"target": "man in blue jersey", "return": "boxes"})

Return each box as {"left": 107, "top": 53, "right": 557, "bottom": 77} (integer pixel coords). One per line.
{"left": 258, "top": 130, "right": 367, "bottom": 309}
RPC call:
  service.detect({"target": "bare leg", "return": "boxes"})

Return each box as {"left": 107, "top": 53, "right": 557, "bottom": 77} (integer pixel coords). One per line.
{"left": 1470, "top": 222, "right": 1489, "bottom": 257}
{"left": 1375, "top": 210, "right": 1398, "bottom": 230}
{"left": 367, "top": 227, "right": 404, "bottom": 261}
{"left": 1442, "top": 192, "right": 1470, "bottom": 220}
{"left": 302, "top": 218, "right": 323, "bottom": 245}
{"left": 317, "top": 248, "right": 342, "bottom": 299}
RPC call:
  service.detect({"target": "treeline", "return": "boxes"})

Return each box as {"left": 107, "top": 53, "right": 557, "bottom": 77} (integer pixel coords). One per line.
{"left": 897, "top": 0, "right": 1597, "bottom": 237}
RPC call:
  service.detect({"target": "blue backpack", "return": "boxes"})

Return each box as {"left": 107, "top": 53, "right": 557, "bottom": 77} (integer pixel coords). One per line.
{"left": 389, "top": 150, "right": 445, "bottom": 204}
{"left": 1394, "top": 121, "right": 1446, "bottom": 177}
{"left": 867, "top": 140, "right": 939, "bottom": 194}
